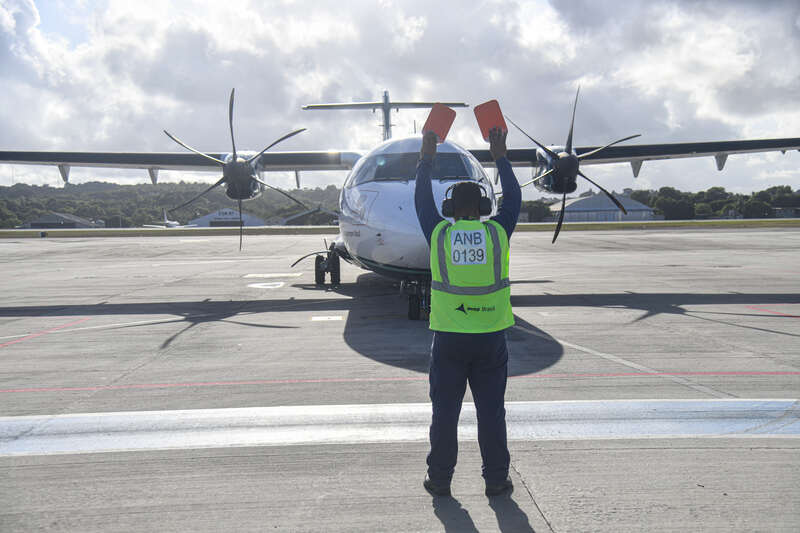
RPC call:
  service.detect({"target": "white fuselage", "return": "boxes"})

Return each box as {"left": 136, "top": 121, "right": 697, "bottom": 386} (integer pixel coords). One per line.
{"left": 335, "top": 136, "right": 496, "bottom": 279}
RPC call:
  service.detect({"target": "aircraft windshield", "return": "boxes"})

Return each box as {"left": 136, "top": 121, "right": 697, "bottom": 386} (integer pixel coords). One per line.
{"left": 346, "top": 152, "right": 485, "bottom": 187}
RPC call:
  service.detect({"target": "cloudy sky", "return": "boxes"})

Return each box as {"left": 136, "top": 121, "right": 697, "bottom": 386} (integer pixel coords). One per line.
{"left": 1, "top": 0, "right": 799, "bottom": 199}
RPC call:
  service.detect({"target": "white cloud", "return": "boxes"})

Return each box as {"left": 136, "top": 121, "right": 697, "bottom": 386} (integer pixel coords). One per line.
{"left": 0, "top": 0, "right": 798, "bottom": 196}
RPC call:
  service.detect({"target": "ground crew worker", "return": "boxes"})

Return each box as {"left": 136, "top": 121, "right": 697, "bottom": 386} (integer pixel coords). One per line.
{"left": 415, "top": 127, "right": 521, "bottom": 497}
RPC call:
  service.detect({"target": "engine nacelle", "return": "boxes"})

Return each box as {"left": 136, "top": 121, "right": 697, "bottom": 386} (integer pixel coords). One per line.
{"left": 534, "top": 173, "right": 578, "bottom": 194}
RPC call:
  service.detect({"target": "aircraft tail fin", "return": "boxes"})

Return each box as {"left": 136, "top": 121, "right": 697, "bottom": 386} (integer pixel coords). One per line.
{"left": 302, "top": 91, "right": 468, "bottom": 140}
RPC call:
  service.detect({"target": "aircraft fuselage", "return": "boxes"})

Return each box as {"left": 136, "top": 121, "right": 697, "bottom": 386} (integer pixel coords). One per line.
{"left": 335, "top": 136, "right": 496, "bottom": 280}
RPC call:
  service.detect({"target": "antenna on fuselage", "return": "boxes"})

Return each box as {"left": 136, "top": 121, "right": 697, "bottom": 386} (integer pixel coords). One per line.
{"left": 302, "top": 90, "right": 468, "bottom": 141}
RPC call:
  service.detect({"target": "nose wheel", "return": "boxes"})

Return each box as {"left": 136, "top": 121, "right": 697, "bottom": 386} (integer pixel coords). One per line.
{"left": 402, "top": 280, "right": 430, "bottom": 321}
{"left": 314, "top": 244, "right": 341, "bottom": 286}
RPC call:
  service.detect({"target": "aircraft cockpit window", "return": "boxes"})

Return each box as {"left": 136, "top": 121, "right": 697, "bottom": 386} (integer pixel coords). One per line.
{"left": 346, "top": 152, "right": 484, "bottom": 187}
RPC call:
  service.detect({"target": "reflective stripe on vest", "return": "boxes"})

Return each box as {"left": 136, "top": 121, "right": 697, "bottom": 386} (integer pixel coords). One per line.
{"left": 431, "top": 222, "right": 511, "bottom": 295}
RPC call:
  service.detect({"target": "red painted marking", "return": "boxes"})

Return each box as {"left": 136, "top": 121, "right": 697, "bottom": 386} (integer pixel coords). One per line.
{"left": 745, "top": 305, "right": 800, "bottom": 318}
{"left": 1, "top": 371, "right": 798, "bottom": 394}
{"left": 0, "top": 318, "right": 91, "bottom": 349}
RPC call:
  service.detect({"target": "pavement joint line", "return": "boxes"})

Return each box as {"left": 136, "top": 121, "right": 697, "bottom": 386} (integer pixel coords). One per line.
{"left": 512, "top": 324, "right": 734, "bottom": 399}
{"left": 510, "top": 461, "right": 555, "bottom": 532}
{"left": 1, "top": 400, "right": 798, "bottom": 457}
{"left": 1, "top": 373, "right": 799, "bottom": 395}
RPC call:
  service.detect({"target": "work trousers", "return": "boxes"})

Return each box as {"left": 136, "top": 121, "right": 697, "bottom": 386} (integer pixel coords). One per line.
{"left": 426, "top": 329, "right": 510, "bottom": 485}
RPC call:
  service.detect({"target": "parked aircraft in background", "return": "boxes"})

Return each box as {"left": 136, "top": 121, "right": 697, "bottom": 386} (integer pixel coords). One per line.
{"left": 143, "top": 209, "right": 198, "bottom": 229}
{"left": 1, "top": 89, "right": 799, "bottom": 318}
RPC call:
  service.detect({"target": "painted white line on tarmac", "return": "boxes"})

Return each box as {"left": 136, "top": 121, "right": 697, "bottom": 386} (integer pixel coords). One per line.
{"left": 1, "top": 400, "right": 797, "bottom": 457}
{"left": 513, "top": 324, "right": 730, "bottom": 398}
{"left": 247, "top": 282, "right": 284, "bottom": 289}
{"left": 244, "top": 273, "right": 303, "bottom": 278}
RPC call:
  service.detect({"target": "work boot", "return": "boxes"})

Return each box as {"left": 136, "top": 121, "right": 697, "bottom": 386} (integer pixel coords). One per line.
{"left": 423, "top": 475, "right": 451, "bottom": 497}
{"left": 485, "top": 477, "right": 513, "bottom": 497}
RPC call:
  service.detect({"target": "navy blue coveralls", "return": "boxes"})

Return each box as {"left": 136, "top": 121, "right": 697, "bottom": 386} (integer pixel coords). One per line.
{"left": 414, "top": 155, "right": 521, "bottom": 485}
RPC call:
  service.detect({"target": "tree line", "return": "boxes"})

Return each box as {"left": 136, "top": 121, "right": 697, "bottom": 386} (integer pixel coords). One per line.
{"left": 521, "top": 185, "right": 800, "bottom": 222}
{"left": 0, "top": 181, "right": 341, "bottom": 228}
{"left": 1, "top": 182, "right": 797, "bottom": 229}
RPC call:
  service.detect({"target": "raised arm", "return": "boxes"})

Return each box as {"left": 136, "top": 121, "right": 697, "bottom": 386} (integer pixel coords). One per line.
{"left": 488, "top": 128, "right": 521, "bottom": 238}
{"left": 414, "top": 131, "right": 444, "bottom": 246}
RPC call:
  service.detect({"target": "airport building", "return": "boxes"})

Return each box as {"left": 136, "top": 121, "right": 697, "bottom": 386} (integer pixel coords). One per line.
{"left": 18, "top": 212, "right": 105, "bottom": 229}
{"left": 549, "top": 190, "right": 656, "bottom": 222}
{"left": 189, "top": 208, "right": 265, "bottom": 227}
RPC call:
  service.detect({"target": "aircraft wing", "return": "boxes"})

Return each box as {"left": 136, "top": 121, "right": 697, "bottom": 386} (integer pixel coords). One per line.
{"left": 0, "top": 150, "right": 361, "bottom": 182}
{"left": 303, "top": 101, "right": 468, "bottom": 110}
{"left": 469, "top": 137, "right": 800, "bottom": 176}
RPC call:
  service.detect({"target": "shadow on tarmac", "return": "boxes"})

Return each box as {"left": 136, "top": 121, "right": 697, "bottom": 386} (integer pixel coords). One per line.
{"left": 431, "top": 493, "right": 536, "bottom": 532}
{"left": 432, "top": 496, "right": 480, "bottom": 532}
{"left": 488, "top": 492, "right": 537, "bottom": 532}
{"left": 303, "top": 273, "right": 564, "bottom": 375}
{"left": 1, "top": 272, "right": 797, "bottom": 363}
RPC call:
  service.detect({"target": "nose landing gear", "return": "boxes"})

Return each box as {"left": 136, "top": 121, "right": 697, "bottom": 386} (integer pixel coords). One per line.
{"left": 401, "top": 279, "right": 430, "bottom": 321}
{"left": 314, "top": 243, "right": 341, "bottom": 286}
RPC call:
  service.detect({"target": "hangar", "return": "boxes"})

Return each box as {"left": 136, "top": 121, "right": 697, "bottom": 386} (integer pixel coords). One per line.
{"left": 549, "top": 190, "right": 656, "bottom": 222}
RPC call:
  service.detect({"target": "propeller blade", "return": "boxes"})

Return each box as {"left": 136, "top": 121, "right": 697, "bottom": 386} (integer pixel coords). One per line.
{"left": 238, "top": 198, "right": 243, "bottom": 251}
{"left": 246, "top": 128, "right": 307, "bottom": 164}
{"left": 552, "top": 190, "right": 567, "bottom": 244}
{"left": 254, "top": 177, "right": 307, "bottom": 209}
{"left": 169, "top": 176, "right": 226, "bottom": 213}
{"left": 577, "top": 170, "right": 627, "bottom": 214}
{"left": 578, "top": 134, "right": 642, "bottom": 160}
{"left": 505, "top": 115, "right": 559, "bottom": 159}
{"left": 290, "top": 251, "right": 329, "bottom": 268}
{"left": 229, "top": 88, "right": 237, "bottom": 160}
{"left": 565, "top": 86, "right": 580, "bottom": 154}
{"left": 519, "top": 168, "right": 554, "bottom": 189}
{"left": 163, "top": 130, "right": 226, "bottom": 165}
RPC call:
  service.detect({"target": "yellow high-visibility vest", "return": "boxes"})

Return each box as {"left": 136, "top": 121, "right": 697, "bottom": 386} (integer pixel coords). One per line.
{"left": 429, "top": 219, "right": 514, "bottom": 333}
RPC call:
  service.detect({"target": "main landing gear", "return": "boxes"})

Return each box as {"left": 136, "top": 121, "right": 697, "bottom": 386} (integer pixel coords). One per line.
{"left": 314, "top": 243, "right": 341, "bottom": 286}
{"left": 401, "top": 279, "right": 430, "bottom": 321}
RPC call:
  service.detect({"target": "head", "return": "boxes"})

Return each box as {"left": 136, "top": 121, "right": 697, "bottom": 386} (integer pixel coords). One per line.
{"left": 450, "top": 181, "right": 482, "bottom": 220}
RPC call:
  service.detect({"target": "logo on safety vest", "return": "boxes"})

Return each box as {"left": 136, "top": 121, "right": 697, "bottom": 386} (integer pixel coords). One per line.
{"left": 454, "top": 303, "right": 497, "bottom": 315}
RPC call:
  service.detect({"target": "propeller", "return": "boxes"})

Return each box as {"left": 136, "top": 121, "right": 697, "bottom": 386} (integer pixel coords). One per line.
{"left": 165, "top": 88, "right": 308, "bottom": 248}
{"left": 506, "top": 87, "right": 640, "bottom": 243}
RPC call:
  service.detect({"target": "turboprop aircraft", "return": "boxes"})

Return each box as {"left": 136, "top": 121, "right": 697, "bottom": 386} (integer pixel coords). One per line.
{"left": 143, "top": 208, "right": 198, "bottom": 229}
{"left": 1, "top": 89, "right": 799, "bottom": 319}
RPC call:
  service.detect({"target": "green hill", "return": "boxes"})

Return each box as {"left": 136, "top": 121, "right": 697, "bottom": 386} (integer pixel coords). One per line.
{"left": 0, "top": 182, "right": 341, "bottom": 228}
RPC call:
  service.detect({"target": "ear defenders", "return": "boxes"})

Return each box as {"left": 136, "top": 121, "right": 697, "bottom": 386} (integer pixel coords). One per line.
{"left": 441, "top": 182, "right": 493, "bottom": 218}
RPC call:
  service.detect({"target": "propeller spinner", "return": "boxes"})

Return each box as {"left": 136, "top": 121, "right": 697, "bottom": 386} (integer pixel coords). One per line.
{"left": 507, "top": 87, "right": 640, "bottom": 243}
{"left": 165, "top": 88, "right": 307, "bottom": 249}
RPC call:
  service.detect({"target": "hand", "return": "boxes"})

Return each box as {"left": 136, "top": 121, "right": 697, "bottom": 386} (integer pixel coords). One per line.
{"left": 489, "top": 127, "right": 507, "bottom": 161}
{"left": 420, "top": 130, "right": 437, "bottom": 161}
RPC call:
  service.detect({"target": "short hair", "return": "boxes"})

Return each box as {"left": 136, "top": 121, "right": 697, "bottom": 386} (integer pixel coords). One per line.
{"left": 452, "top": 181, "right": 481, "bottom": 212}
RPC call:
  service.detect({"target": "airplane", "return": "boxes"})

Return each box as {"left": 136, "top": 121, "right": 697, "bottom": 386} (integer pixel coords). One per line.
{"left": 1, "top": 89, "right": 799, "bottom": 319}
{"left": 143, "top": 208, "right": 198, "bottom": 229}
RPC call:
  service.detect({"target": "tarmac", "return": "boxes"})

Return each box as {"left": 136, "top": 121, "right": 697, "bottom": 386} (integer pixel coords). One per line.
{"left": 0, "top": 228, "right": 798, "bottom": 532}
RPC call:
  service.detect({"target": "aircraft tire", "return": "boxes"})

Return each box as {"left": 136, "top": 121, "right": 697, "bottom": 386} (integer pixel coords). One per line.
{"left": 408, "top": 294, "right": 421, "bottom": 320}
{"left": 314, "top": 255, "right": 325, "bottom": 285}
{"left": 329, "top": 253, "right": 341, "bottom": 286}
